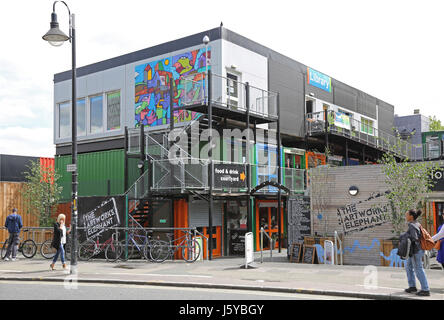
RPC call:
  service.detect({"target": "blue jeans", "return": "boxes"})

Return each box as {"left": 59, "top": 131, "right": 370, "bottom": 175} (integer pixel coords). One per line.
{"left": 405, "top": 249, "right": 429, "bottom": 291}
{"left": 5, "top": 233, "right": 19, "bottom": 259}
{"left": 52, "top": 244, "right": 65, "bottom": 264}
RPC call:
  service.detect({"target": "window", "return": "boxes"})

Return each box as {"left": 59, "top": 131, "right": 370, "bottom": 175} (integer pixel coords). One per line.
{"left": 77, "top": 98, "right": 86, "bottom": 136}
{"left": 106, "top": 91, "right": 121, "bottom": 131}
{"left": 361, "top": 117, "right": 374, "bottom": 135}
{"left": 59, "top": 102, "right": 70, "bottom": 138}
{"left": 226, "top": 72, "right": 239, "bottom": 108}
{"left": 90, "top": 95, "right": 103, "bottom": 134}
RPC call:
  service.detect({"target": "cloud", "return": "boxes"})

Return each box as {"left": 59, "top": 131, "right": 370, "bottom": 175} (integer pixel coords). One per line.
{"left": 0, "top": 126, "right": 54, "bottom": 157}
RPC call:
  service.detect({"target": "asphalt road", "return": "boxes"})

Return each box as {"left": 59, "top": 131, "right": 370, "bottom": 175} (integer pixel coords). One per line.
{"left": 0, "top": 280, "right": 365, "bottom": 301}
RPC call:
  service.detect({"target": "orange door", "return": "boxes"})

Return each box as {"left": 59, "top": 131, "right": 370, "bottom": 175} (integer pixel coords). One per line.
{"left": 201, "top": 226, "right": 222, "bottom": 259}
{"left": 256, "top": 201, "right": 283, "bottom": 250}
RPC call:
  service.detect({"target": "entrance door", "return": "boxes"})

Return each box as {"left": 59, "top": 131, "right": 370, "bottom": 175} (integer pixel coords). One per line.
{"left": 256, "top": 201, "right": 283, "bottom": 250}
{"left": 199, "top": 226, "right": 222, "bottom": 258}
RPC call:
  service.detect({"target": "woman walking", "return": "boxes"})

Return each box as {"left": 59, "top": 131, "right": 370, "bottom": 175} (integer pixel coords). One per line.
{"left": 50, "top": 214, "right": 70, "bottom": 270}
{"left": 404, "top": 209, "right": 430, "bottom": 296}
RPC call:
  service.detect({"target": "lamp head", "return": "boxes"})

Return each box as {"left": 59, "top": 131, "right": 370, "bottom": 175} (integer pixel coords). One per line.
{"left": 203, "top": 35, "right": 210, "bottom": 45}
{"left": 42, "top": 12, "right": 69, "bottom": 47}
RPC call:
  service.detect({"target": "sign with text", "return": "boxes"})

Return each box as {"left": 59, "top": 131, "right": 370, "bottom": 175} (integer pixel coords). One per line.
{"left": 334, "top": 111, "right": 351, "bottom": 130}
{"left": 213, "top": 163, "right": 247, "bottom": 189}
{"left": 78, "top": 196, "right": 124, "bottom": 241}
{"left": 337, "top": 192, "right": 390, "bottom": 235}
{"left": 307, "top": 67, "right": 332, "bottom": 93}
{"left": 432, "top": 168, "right": 444, "bottom": 191}
{"left": 287, "top": 196, "right": 311, "bottom": 247}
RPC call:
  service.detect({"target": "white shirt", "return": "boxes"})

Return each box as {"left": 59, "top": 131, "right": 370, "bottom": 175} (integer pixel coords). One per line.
{"left": 432, "top": 226, "right": 444, "bottom": 242}
{"left": 60, "top": 225, "right": 66, "bottom": 245}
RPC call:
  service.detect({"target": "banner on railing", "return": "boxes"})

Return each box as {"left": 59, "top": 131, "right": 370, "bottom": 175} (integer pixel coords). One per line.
{"left": 78, "top": 196, "right": 126, "bottom": 242}
{"left": 333, "top": 111, "right": 351, "bottom": 130}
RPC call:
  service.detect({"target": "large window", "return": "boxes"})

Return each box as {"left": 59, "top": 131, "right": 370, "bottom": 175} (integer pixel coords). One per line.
{"left": 106, "top": 91, "right": 121, "bottom": 131}
{"left": 90, "top": 95, "right": 103, "bottom": 134}
{"left": 77, "top": 98, "right": 86, "bottom": 136}
{"left": 59, "top": 102, "right": 70, "bottom": 138}
{"left": 361, "top": 117, "right": 374, "bottom": 135}
{"left": 57, "top": 90, "right": 121, "bottom": 140}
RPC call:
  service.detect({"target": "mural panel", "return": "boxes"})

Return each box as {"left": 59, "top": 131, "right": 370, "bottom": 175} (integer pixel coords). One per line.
{"left": 135, "top": 47, "right": 211, "bottom": 127}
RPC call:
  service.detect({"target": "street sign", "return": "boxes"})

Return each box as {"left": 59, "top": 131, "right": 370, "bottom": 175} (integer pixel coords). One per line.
{"left": 66, "top": 164, "right": 77, "bottom": 172}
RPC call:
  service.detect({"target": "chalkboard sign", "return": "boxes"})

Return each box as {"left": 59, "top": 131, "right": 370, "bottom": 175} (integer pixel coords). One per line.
{"left": 287, "top": 196, "right": 311, "bottom": 248}
{"left": 229, "top": 230, "right": 246, "bottom": 256}
{"left": 302, "top": 245, "right": 317, "bottom": 264}
{"left": 289, "top": 243, "right": 302, "bottom": 263}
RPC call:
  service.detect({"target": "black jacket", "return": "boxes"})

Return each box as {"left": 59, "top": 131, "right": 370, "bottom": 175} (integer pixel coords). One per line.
{"left": 51, "top": 222, "right": 63, "bottom": 249}
{"left": 406, "top": 221, "right": 422, "bottom": 255}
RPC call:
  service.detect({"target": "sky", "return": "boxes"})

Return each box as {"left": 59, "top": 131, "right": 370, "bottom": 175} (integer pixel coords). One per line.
{"left": 1, "top": 0, "right": 444, "bottom": 157}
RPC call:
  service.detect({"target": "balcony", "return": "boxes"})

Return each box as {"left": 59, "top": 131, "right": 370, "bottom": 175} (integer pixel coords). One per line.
{"left": 305, "top": 111, "right": 423, "bottom": 160}
{"left": 149, "top": 158, "right": 305, "bottom": 195}
{"left": 178, "top": 72, "right": 278, "bottom": 124}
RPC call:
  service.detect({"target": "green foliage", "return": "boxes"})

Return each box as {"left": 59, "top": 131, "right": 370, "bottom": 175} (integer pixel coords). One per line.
{"left": 429, "top": 115, "right": 444, "bottom": 132}
{"left": 378, "top": 135, "right": 438, "bottom": 236}
{"left": 22, "top": 160, "right": 63, "bottom": 227}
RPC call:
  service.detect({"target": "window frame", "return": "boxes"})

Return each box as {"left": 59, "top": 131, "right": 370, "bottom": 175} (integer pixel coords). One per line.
{"left": 105, "top": 90, "right": 122, "bottom": 132}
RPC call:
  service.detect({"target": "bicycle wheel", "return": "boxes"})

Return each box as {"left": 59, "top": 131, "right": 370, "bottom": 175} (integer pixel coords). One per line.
{"left": 21, "top": 240, "right": 37, "bottom": 258}
{"left": 119, "top": 239, "right": 134, "bottom": 261}
{"left": 182, "top": 239, "right": 201, "bottom": 263}
{"left": 40, "top": 239, "right": 56, "bottom": 259}
{"left": 78, "top": 239, "right": 96, "bottom": 261}
{"left": 1, "top": 241, "right": 7, "bottom": 259}
{"left": 105, "top": 241, "right": 122, "bottom": 262}
{"left": 144, "top": 239, "right": 160, "bottom": 261}
{"left": 149, "top": 241, "right": 170, "bottom": 263}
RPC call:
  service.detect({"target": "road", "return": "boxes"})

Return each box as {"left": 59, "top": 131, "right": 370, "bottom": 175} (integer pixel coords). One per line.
{"left": 0, "top": 280, "right": 365, "bottom": 300}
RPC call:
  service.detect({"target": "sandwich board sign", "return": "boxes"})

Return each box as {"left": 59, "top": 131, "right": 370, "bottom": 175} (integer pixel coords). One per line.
{"left": 243, "top": 232, "right": 256, "bottom": 269}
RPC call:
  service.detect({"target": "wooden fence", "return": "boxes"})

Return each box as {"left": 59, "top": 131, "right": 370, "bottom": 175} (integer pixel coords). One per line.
{"left": 0, "top": 182, "right": 71, "bottom": 243}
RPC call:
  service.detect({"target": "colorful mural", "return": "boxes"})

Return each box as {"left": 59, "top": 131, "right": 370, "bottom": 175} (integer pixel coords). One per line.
{"left": 135, "top": 47, "right": 211, "bottom": 127}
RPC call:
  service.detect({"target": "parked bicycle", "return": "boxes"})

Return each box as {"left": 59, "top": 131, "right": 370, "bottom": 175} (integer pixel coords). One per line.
{"left": 116, "top": 229, "right": 163, "bottom": 261}
{"left": 1, "top": 229, "right": 37, "bottom": 259}
{"left": 40, "top": 234, "right": 72, "bottom": 260}
{"left": 150, "top": 230, "right": 201, "bottom": 263}
{"left": 78, "top": 230, "right": 121, "bottom": 262}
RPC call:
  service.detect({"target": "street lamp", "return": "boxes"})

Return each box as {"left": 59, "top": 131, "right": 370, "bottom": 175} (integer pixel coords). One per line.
{"left": 42, "top": 0, "right": 78, "bottom": 276}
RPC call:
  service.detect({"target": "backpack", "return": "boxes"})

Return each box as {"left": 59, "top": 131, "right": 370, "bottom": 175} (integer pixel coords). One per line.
{"left": 419, "top": 225, "right": 435, "bottom": 251}
{"left": 397, "top": 232, "right": 412, "bottom": 259}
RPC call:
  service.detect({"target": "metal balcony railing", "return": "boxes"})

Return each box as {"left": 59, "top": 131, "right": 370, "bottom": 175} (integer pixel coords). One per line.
{"left": 305, "top": 111, "right": 418, "bottom": 160}
{"left": 177, "top": 72, "right": 278, "bottom": 120}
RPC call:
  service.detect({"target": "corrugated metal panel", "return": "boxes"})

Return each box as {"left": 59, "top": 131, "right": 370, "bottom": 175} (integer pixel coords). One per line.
{"left": 0, "top": 154, "right": 40, "bottom": 182}
{"left": 189, "top": 200, "right": 223, "bottom": 228}
{"left": 55, "top": 149, "right": 126, "bottom": 201}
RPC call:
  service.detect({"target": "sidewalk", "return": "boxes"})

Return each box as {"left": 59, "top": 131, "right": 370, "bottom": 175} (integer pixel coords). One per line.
{"left": 0, "top": 250, "right": 443, "bottom": 300}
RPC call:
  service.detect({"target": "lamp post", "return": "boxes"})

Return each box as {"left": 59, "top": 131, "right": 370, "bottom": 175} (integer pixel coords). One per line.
{"left": 42, "top": 1, "right": 78, "bottom": 275}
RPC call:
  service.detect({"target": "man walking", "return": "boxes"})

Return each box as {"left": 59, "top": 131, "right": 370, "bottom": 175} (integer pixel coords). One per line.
{"left": 4, "top": 208, "right": 23, "bottom": 261}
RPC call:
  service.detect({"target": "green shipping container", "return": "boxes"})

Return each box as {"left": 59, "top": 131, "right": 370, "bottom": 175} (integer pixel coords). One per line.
{"left": 55, "top": 149, "right": 141, "bottom": 201}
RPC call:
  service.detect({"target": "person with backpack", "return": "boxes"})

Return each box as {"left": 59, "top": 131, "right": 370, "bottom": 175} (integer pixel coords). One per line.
{"left": 403, "top": 209, "right": 431, "bottom": 296}
{"left": 3, "top": 208, "right": 23, "bottom": 261}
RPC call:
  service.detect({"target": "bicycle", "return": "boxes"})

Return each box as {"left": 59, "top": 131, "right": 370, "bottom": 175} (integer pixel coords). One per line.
{"left": 1, "top": 229, "right": 37, "bottom": 259}
{"left": 117, "top": 229, "right": 162, "bottom": 261}
{"left": 149, "top": 230, "right": 201, "bottom": 263}
{"left": 41, "top": 234, "right": 73, "bottom": 260}
{"left": 78, "top": 230, "right": 121, "bottom": 262}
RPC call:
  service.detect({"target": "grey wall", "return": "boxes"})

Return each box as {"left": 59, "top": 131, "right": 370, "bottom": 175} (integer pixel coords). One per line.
{"left": 394, "top": 114, "right": 430, "bottom": 145}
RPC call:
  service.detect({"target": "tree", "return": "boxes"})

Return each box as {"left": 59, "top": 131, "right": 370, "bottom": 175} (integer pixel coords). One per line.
{"left": 378, "top": 136, "right": 438, "bottom": 236}
{"left": 429, "top": 115, "right": 444, "bottom": 132}
{"left": 22, "top": 160, "right": 63, "bottom": 227}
